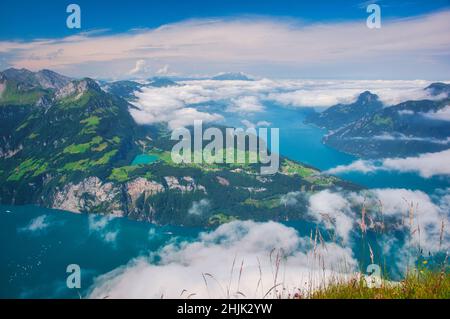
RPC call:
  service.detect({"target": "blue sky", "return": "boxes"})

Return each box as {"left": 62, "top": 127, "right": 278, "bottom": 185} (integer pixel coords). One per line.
{"left": 1, "top": 0, "right": 450, "bottom": 79}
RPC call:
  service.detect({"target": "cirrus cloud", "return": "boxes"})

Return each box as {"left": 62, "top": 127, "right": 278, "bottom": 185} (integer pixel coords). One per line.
{"left": 1, "top": 11, "right": 450, "bottom": 79}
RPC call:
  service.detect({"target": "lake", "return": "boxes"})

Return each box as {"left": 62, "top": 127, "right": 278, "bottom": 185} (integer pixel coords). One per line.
{"left": 131, "top": 154, "right": 159, "bottom": 165}
{"left": 227, "top": 103, "right": 450, "bottom": 193}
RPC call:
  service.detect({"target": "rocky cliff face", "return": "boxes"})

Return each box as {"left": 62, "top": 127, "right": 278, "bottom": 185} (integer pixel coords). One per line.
{"left": 164, "top": 176, "right": 206, "bottom": 193}
{"left": 34, "top": 69, "right": 71, "bottom": 90}
{"left": 52, "top": 177, "right": 123, "bottom": 215}
{"left": 51, "top": 175, "right": 205, "bottom": 219}
{"left": 0, "top": 82, "right": 5, "bottom": 97}
{"left": 54, "top": 78, "right": 102, "bottom": 100}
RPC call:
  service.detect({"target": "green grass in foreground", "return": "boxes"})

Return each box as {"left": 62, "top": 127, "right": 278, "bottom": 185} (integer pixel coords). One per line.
{"left": 309, "top": 270, "right": 450, "bottom": 299}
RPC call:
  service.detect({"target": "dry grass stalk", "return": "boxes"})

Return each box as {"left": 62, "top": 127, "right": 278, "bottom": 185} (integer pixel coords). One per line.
{"left": 439, "top": 219, "right": 445, "bottom": 250}
{"left": 360, "top": 202, "right": 367, "bottom": 234}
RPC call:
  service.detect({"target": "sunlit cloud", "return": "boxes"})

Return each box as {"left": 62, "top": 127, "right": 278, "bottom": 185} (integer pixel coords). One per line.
{"left": 421, "top": 105, "right": 450, "bottom": 121}
{"left": 88, "top": 220, "right": 357, "bottom": 298}
{"left": 1, "top": 10, "right": 450, "bottom": 79}
{"left": 326, "top": 149, "right": 450, "bottom": 178}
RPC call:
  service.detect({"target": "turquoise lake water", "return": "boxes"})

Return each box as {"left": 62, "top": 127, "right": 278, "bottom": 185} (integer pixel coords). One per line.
{"left": 1, "top": 103, "right": 448, "bottom": 298}
{"left": 131, "top": 154, "right": 159, "bottom": 165}
{"left": 228, "top": 104, "right": 450, "bottom": 193}
{"left": 0, "top": 205, "right": 204, "bottom": 298}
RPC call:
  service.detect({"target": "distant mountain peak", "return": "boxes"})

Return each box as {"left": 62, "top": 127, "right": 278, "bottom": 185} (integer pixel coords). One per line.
{"left": 0, "top": 67, "right": 71, "bottom": 90}
{"left": 425, "top": 82, "right": 450, "bottom": 98}
{"left": 35, "top": 69, "right": 71, "bottom": 90}
{"left": 211, "top": 72, "right": 253, "bottom": 81}
{"left": 147, "top": 77, "right": 178, "bottom": 87}
{"left": 306, "top": 90, "right": 383, "bottom": 130}
{"left": 0, "top": 68, "right": 36, "bottom": 84}
{"left": 2, "top": 67, "right": 34, "bottom": 75}
{"left": 357, "top": 91, "right": 379, "bottom": 103}
{"left": 102, "top": 80, "right": 144, "bottom": 100}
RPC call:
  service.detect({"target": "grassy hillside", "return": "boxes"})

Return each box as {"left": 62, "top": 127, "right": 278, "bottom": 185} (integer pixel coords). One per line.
{"left": 310, "top": 270, "right": 449, "bottom": 299}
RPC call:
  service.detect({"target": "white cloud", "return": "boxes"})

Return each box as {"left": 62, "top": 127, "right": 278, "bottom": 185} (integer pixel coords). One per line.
{"left": 129, "top": 78, "right": 448, "bottom": 130}
{"left": 188, "top": 199, "right": 211, "bottom": 216}
{"left": 306, "top": 187, "right": 450, "bottom": 254}
{"left": 88, "top": 214, "right": 110, "bottom": 231}
{"left": 268, "top": 89, "right": 358, "bottom": 108}
{"left": 372, "top": 134, "right": 450, "bottom": 145}
{"left": 241, "top": 119, "right": 271, "bottom": 128}
{"left": 128, "top": 59, "right": 149, "bottom": 77}
{"left": 1, "top": 11, "right": 450, "bottom": 79}
{"left": 256, "top": 120, "right": 271, "bottom": 127}
{"left": 88, "top": 220, "right": 357, "bottom": 299}
{"left": 326, "top": 160, "right": 378, "bottom": 175}
{"left": 103, "top": 231, "right": 119, "bottom": 243}
{"left": 280, "top": 191, "right": 303, "bottom": 207}
{"left": 398, "top": 110, "right": 415, "bottom": 115}
{"left": 373, "top": 188, "right": 437, "bottom": 217}
{"left": 156, "top": 64, "right": 169, "bottom": 75}
{"left": 382, "top": 150, "right": 450, "bottom": 178}
{"left": 20, "top": 215, "right": 50, "bottom": 232}
{"left": 130, "top": 85, "right": 223, "bottom": 129}
{"left": 326, "top": 149, "right": 450, "bottom": 178}
{"left": 266, "top": 79, "right": 446, "bottom": 108}
{"left": 241, "top": 119, "right": 255, "bottom": 128}
{"left": 227, "top": 96, "right": 264, "bottom": 113}
{"left": 85, "top": 187, "right": 450, "bottom": 298}
{"left": 308, "top": 190, "right": 355, "bottom": 243}
{"left": 88, "top": 215, "right": 119, "bottom": 244}
{"left": 421, "top": 105, "right": 450, "bottom": 121}
{"left": 372, "top": 188, "right": 449, "bottom": 252}
{"left": 310, "top": 187, "right": 449, "bottom": 255}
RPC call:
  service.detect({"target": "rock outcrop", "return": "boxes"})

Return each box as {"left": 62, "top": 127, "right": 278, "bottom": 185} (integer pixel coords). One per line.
{"left": 52, "top": 177, "right": 123, "bottom": 216}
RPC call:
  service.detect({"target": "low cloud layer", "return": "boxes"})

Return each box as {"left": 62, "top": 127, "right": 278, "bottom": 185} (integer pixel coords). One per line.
{"left": 326, "top": 149, "right": 450, "bottom": 178}
{"left": 130, "top": 85, "right": 224, "bottom": 129}
{"left": 308, "top": 190, "right": 354, "bottom": 244}
{"left": 129, "top": 78, "right": 447, "bottom": 128}
{"left": 306, "top": 188, "right": 449, "bottom": 258}
{"left": 88, "top": 220, "right": 357, "bottom": 298}
{"left": 421, "top": 105, "right": 450, "bottom": 122}
{"left": 373, "top": 188, "right": 449, "bottom": 252}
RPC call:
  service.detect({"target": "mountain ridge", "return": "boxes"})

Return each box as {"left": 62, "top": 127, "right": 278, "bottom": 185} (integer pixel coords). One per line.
{"left": 306, "top": 83, "right": 450, "bottom": 158}
{"left": 212, "top": 72, "right": 254, "bottom": 81}
{"left": 306, "top": 91, "right": 383, "bottom": 131}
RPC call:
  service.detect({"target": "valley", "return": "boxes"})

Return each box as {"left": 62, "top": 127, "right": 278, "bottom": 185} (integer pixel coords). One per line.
{"left": 0, "top": 68, "right": 360, "bottom": 227}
